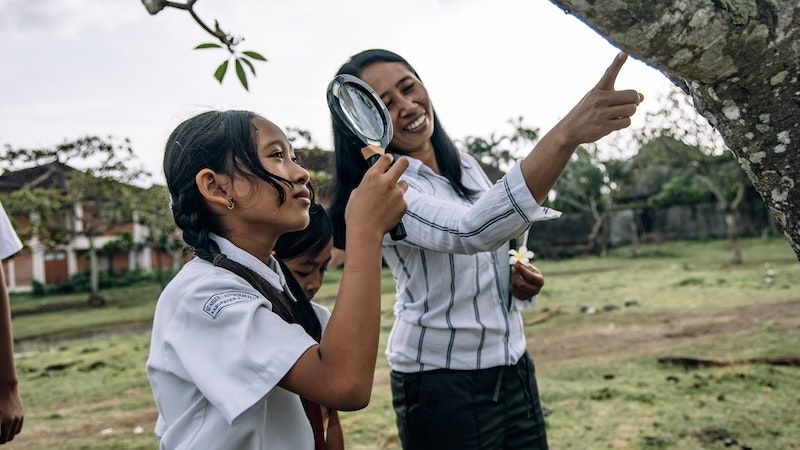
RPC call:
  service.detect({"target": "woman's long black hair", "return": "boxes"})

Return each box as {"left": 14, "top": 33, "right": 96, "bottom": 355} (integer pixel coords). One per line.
{"left": 328, "top": 49, "right": 477, "bottom": 249}
{"left": 164, "top": 110, "right": 321, "bottom": 341}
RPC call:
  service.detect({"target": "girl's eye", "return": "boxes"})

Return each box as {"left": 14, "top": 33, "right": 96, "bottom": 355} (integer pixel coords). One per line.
{"left": 296, "top": 271, "right": 311, "bottom": 277}
{"left": 271, "top": 150, "right": 284, "bottom": 159}
{"left": 401, "top": 83, "right": 414, "bottom": 93}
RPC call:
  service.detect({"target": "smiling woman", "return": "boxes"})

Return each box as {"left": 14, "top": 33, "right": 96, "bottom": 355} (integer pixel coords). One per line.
{"left": 329, "top": 48, "right": 642, "bottom": 449}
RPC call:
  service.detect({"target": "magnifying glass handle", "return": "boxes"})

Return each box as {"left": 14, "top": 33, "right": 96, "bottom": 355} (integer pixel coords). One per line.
{"left": 365, "top": 153, "right": 407, "bottom": 241}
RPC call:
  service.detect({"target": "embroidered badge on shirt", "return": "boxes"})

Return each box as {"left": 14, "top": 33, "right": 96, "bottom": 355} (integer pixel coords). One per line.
{"left": 203, "top": 291, "right": 260, "bottom": 318}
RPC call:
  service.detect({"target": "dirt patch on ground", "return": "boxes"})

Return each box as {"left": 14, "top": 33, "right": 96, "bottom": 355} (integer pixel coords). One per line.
{"left": 372, "top": 299, "right": 800, "bottom": 388}
{"left": 528, "top": 298, "right": 800, "bottom": 368}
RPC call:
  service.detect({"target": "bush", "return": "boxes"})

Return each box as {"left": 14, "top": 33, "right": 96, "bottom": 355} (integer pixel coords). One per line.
{"left": 42, "top": 268, "right": 179, "bottom": 295}
{"left": 31, "top": 280, "right": 46, "bottom": 297}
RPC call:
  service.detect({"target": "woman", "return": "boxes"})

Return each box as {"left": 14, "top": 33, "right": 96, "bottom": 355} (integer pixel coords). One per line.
{"left": 147, "top": 110, "right": 408, "bottom": 449}
{"left": 329, "top": 50, "right": 641, "bottom": 449}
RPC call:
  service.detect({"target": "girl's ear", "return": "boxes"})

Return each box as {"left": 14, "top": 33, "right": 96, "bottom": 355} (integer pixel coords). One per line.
{"left": 195, "top": 168, "right": 233, "bottom": 210}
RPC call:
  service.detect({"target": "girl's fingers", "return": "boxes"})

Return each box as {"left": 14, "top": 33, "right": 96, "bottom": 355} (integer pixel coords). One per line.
{"left": 367, "top": 153, "right": 394, "bottom": 174}
{"left": 385, "top": 156, "right": 409, "bottom": 182}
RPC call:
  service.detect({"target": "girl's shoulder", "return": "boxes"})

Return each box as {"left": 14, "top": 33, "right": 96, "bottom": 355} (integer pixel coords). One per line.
{"left": 157, "top": 258, "right": 262, "bottom": 313}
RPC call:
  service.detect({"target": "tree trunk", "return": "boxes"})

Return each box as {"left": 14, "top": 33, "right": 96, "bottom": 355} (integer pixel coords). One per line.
{"left": 87, "top": 239, "right": 105, "bottom": 307}
{"left": 548, "top": 0, "right": 800, "bottom": 260}
{"left": 725, "top": 210, "right": 743, "bottom": 264}
{"left": 155, "top": 247, "right": 165, "bottom": 289}
{"left": 587, "top": 210, "right": 609, "bottom": 254}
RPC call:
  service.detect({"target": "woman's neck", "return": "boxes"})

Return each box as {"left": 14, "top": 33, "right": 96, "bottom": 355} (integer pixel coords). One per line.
{"left": 408, "top": 140, "right": 439, "bottom": 174}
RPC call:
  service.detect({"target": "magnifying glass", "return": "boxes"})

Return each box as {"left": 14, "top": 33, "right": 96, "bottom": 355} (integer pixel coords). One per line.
{"left": 327, "top": 74, "right": 407, "bottom": 241}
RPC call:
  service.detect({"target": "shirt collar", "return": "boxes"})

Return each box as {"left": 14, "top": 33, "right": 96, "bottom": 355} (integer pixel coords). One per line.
{"left": 209, "top": 233, "right": 295, "bottom": 299}
{"left": 399, "top": 152, "right": 472, "bottom": 177}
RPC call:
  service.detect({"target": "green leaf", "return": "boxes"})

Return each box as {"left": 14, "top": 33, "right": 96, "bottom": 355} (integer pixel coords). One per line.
{"left": 240, "top": 57, "right": 256, "bottom": 76}
{"left": 235, "top": 59, "right": 249, "bottom": 91}
{"left": 195, "top": 42, "right": 222, "bottom": 50}
{"left": 242, "top": 50, "right": 267, "bottom": 61}
{"left": 214, "top": 60, "right": 229, "bottom": 83}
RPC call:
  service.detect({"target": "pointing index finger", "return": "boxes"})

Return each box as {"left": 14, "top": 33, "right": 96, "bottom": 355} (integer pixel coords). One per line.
{"left": 595, "top": 52, "right": 628, "bottom": 91}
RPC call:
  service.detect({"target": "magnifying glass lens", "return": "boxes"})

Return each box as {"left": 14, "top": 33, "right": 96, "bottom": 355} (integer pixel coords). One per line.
{"left": 338, "top": 84, "right": 385, "bottom": 141}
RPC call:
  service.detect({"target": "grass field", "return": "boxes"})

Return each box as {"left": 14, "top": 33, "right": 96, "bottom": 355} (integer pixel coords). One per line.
{"left": 6, "top": 237, "right": 800, "bottom": 449}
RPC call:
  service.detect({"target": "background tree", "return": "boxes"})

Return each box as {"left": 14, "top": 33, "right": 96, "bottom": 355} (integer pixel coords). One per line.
{"left": 550, "top": 145, "right": 631, "bottom": 255}
{"left": 638, "top": 89, "right": 751, "bottom": 264}
{"left": 133, "top": 185, "right": 184, "bottom": 288}
{"left": 459, "top": 116, "right": 539, "bottom": 172}
{"left": 99, "top": 233, "right": 135, "bottom": 276}
{"left": 548, "top": 0, "right": 800, "bottom": 260}
{"left": 0, "top": 137, "right": 148, "bottom": 305}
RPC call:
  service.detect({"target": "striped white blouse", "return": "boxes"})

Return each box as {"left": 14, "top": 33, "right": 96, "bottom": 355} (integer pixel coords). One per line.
{"left": 382, "top": 153, "right": 561, "bottom": 373}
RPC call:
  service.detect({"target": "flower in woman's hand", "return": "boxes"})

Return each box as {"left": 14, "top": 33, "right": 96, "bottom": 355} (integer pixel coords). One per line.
{"left": 508, "top": 245, "right": 534, "bottom": 266}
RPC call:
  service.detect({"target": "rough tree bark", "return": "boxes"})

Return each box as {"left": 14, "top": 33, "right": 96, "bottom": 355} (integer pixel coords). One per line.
{"left": 549, "top": 0, "right": 800, "bottom": 260}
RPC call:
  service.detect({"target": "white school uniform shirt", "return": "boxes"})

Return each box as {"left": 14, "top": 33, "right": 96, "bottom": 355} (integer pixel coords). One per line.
{"left": 383, "top": 153, "right": 561, "bottom": 373}
{"left": 0, "top": 201, "right": 23, "bottom": 259}
{"left": 146, "top": 234, "right": 321, "bottom": 450}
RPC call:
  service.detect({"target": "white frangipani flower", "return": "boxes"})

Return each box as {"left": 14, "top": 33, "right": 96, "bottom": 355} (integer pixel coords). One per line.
{"left": 508, "top": 245, "right": 535, "bottom": 265}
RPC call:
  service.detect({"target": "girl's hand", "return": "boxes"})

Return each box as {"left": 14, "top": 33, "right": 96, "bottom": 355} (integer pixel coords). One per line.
{"left": 511, "top": 262, "right": 544, "bottom": 299}
{"left": 0, "top": 383, "right": 23, "bottom": 444}
{"left": 554, "top": 52, "right": 642, "bottom": 147}
{"left": 345, "top": 153, "right": 409, "bottom": 239}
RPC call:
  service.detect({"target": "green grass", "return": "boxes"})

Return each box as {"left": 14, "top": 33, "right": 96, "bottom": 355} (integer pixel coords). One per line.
{"left": 529, "top": 237, "right": 800, "bottom": 333}
{"left": 536, "top": 327, "right": 800, "bottom": 450}
{"left": 7, "top": 237, "right": 800, "bottom": 449}
{"left": 11, "top": 284, "right": 161, "bottom": 342}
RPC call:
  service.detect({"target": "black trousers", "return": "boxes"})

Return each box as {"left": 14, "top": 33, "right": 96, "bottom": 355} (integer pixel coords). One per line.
{"left": 390, "top": 353, "right": 548, "bottom": 450}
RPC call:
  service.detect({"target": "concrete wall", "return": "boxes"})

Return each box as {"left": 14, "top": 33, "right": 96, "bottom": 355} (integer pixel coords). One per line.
{"left": 528, "top": 195, "right": 775, "bottom": 256}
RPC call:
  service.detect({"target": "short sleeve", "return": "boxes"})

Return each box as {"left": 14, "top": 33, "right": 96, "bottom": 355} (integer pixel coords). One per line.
{"left": 310, "top": 302, "right": 331, "bottom": 331}
{"left": 165, "top": 287, "right": 317, "bottom": 425}
{"left": 0, "top": 201, "right": 23, "bottom": 260}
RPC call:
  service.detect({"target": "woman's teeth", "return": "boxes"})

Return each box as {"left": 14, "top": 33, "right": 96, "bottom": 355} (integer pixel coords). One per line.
{"left": 404, "top": 115, "right": 426, "bottom": 132}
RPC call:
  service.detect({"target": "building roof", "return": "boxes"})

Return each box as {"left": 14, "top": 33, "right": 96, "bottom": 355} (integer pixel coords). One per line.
{"left": 0, "top": 161, "right": 77, "bottom": 193}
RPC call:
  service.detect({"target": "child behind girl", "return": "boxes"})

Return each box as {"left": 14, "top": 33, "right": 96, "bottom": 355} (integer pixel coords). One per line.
{"left": 147, "top": 110, "right": 407, "bottom": 449}
{"left": 274, "top": 203, "right": 342, "bottom": 450}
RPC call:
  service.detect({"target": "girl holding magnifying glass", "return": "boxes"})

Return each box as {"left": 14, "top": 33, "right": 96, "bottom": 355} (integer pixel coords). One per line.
{"left": 329, "top": 49, "right": 642, "bottom": 449}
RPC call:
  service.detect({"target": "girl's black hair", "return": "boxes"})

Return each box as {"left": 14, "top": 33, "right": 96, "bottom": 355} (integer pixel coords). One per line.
{"left": 274, "top": 203, "right": 332, "bottom": 261}
{"left": 328, "top": 49, "right": 477, "bottom": 248}
{"left": 164, "top": 109, "right": 321, "bottom": 341}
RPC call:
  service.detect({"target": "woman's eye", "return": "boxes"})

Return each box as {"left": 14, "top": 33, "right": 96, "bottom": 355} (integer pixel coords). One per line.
{"left": 401, "top": 83, "right": 414, "bottom": 93}
{"left": 296, "top": 271, "right": 311, "bottom": 277}
{"left": 271, "top": 151, "right": 284, "bottom": 159}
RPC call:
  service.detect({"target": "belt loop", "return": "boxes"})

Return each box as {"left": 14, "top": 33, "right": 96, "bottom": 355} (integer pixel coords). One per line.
{"left": 492, "top": 369, "right": 504, "bottom": 402}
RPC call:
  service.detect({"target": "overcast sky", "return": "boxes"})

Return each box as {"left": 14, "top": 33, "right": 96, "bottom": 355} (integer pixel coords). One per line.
{"left": 0, "top": 0, "right": 674, "bottom": 184}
